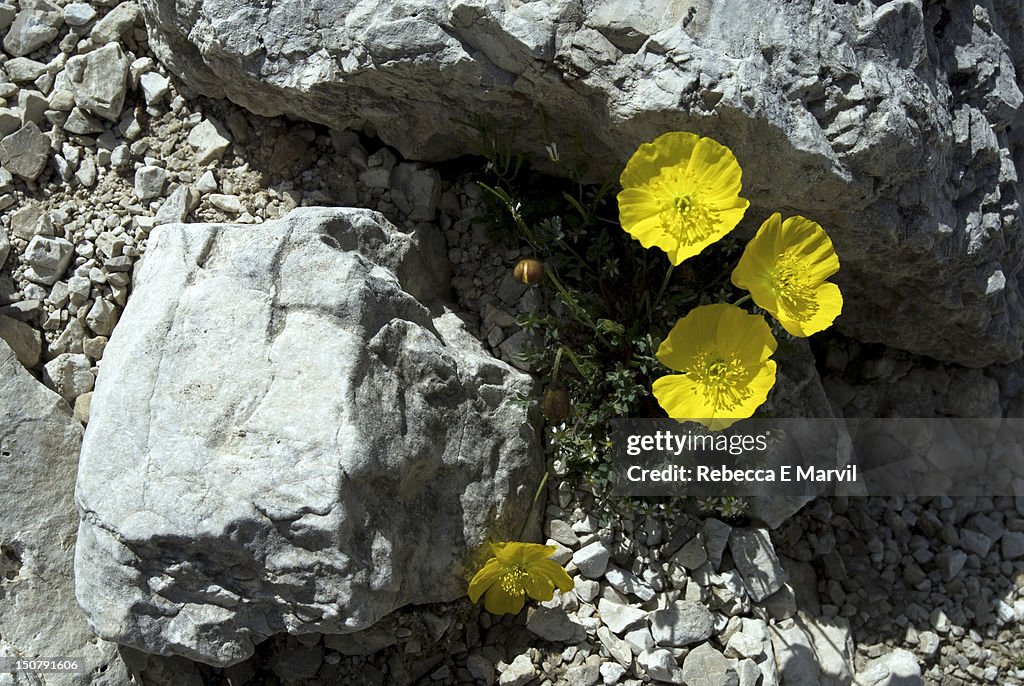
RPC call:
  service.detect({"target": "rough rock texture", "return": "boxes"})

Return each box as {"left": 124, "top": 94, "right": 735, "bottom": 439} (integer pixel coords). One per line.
{"left": 74, "top": 207, "right": 543, "bottom": 667}
{"left": 0, "top": 339, "right": 128, "bottom": 685}
{"left": 141, "top": 0, "right": 1024, "bottom": 367}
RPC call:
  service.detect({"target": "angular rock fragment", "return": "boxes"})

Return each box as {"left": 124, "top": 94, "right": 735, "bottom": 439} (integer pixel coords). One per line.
{"left": 0, "top": 121, "right": 49, "bottom": 180}
{"left": 65, "top": 42, "right": 130, "bottom": 121}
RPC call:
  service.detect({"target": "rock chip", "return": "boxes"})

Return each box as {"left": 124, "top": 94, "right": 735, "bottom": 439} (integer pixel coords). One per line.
{"left": 187, "top": 118, "right": 232, "bottom": 164}
{"left": 526, "top": 605, "right": 577, "bottom": 643}
{"left": 682, "top": 643, "right": 739, "bottom": 686}
{"left": 0, "top": 314, "right": 41, "bottom": 368}
{"left": 649, "top": 600, "right": 714, "bottom": 647}
{"left": 90, "top": 1, "right": 139, "bottom": 44}
{"left": 770, "top": 613, "right": 854, "bottom": 686}
{"left": 597, "top": 598, "right": 647, "bottom": 635}
{"left": 43, "top": 352, "right": 95, "bottom": 402}
{"left": 74, "top": 207, "right": 541, "bottom": 666}
{"left": 0, "top": 122, "right": 50, "bottom": 180}
{"left": 134, "top": 164, "right": 167, "bottom": 199}
{"left": 3, "top": 2, "right": 63, "bottom": 56}
{"left": 853, "top": 648, "right": 923, "bottom": 686}
{"left": 572, "top": 540, "right": 610, "bottom": 578}
{"left": 65, "top": 42, "right": 130, "bottom": 121}
{"left": 730, "top": 527, "right": 788, "bottom": 602}
{"left": 23, "top": 234, "right": 74, "bottom": 285}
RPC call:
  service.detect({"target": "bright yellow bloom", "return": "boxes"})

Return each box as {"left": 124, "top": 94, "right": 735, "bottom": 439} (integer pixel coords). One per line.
{"left": 731, "top": 213, "right": 843, "bottom": 337}
{"left": 618, "top": 132, "right": 749, "bottom": 265}
{"left": 468, "top": 542, "right": 574, "bottom": 615}
{"left": 653, "top": 304, "right": 777, "bottom": 431}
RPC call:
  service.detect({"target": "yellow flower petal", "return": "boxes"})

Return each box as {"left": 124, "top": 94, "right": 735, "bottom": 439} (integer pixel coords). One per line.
{"left": 467, "top": 558, "right": 506, "bottom": 603}
{"left": 731, "top": 214, "right": 843, "bottom": 337}
{"left": 618, "top": 132, "right": 749, "bottom": 265}
{"left": 468, "top": 541, "right": 573, "bottom": 615}
{"left": 483, "top": 583, "right": 525, "bottom": 615}
{"left": 653, "top": 304, "right": 778, "bottom": 430}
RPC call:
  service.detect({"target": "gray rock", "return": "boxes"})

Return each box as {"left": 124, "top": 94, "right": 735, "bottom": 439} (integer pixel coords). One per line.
{"left": 0, "top": 339, "right": 129, "bottom": 684}
{"left": 681, "top": 643, "right": 739, "bottom": 686}
{"left": 5, "top": 57, "right": 47, "bottom": 82}
{"left": 596, "top": 625, "right": 633, "bottom": 667}
{"left": 500, "top": 654, "right": 537, "bottom": 686}
{"left": 142, "top": 0, "right": 1024, "bottom": 366}
{"left": 154, "top": 184, "right": 199, "bottom": 225}
{"left": 730, "top": 527, "right": 787, "bottom": 602}
{"left": 64, "top": 107, "right": 105, "bottom": 135}
{"left": 64, "top": 2, "right": 97, "bottom": 26}
{"left": 90, "top": 1, "right": 140, "bottom": 44}
{"left": 526, "top": 605, "right": 577, "bottom": 643}
{"left": 209, "top": 192, "right": 242, "bottom": 214}
{"left": 135, "top": 164, "right": 167, "bottom": 200}
{"left": 74, "top": 391, "right": 92, "bottom": 424}
{"left": 604, "top": 565, "right": 655, "bottom": 601}
{"left": 563, "top": 661, "right": 601, "bottom": 686}
{"left": 43, "top": 352, "right": 95, "bottom": 402}
{"left": 958, "top": 528, "right": 993, "bottom": 558}
{"left": 702, "top": 518, "right": 732, "bottom": 570}
{"left": 770, "top": 613, "right": 854, "bottom": 686}
{"left": 85, "top": 297, "right": 118, "bottom": 336}
{"left": 572, "top": 540, "right": 610, "bottom": 578}
{"left": 74, "top": 207, "right": 541, "bottom": 666}
{"left": 853, "top": 648, "right": 922, "bottom": 686}
{"left": 0, "top": 3, "right": 15, "bottom": 32}
{"left": 0, "top": 227, "right": 8, "bottom": 265}
{"left": 0, "top": 314, "right": 41, "bottom": 368}
{"left": 187, "top": 118, "right": 232, "bottom": 164}
{"left": 23, "top": 235, "right": 74, "bottom": 285}
{"left": 391, "top": 162, "right": 441, "bottom": 220}
{"left": 597, "top": 597, "right": 647, "bottom": 635}
{"left": 649, "top": 600, "right": 714, "bottom": 647}
{"left": 3, "top": 2, "right": 63, "bottom": 56}
{"left": 671, "top": 534, "right": 707, "bottom": 570}
{"left": 0, "top": 122, "right": 50, "bottom": 180}
{"left": 140, "top": 71, "right": 171, "bottom": 105}
{"left": 0, "top": 108, "right": 20, "bottom": 137}
{"left": 1001, "top": 531, "right": 1024, "bottom": 559}
{"left": 637, "top": 649, "right": 683, "bottom": 683}
{"left": 65, "top": 42, "right": 130, "bottom": 121}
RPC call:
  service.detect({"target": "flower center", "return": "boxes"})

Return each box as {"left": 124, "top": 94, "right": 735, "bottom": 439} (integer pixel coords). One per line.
{"left": 770, "top": 250, "right": 818, "bottom": 320}
{"left": 688, "top": 352, "right": 751, "bottom": 412}
{"left": 500, "top": 564, "right": 528, "bottom": 598}
{"left": 652, "top": 170, "right": 715, "bottom": 243}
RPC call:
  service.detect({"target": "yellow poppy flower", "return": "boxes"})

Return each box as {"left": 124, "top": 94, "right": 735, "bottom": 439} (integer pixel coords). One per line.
{"left": 653, "top": 304, "right": 777, "bottom": 431}
{"left": 618, "top": 132, "right": 750, "bottom": 265}
{"left": 731, "top": 213, "right": 843, "bottom": 337}
{"left": 468, "top": 542, "right": 574, "bottom": 615}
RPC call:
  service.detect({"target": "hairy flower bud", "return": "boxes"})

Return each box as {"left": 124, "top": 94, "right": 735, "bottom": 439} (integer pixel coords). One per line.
{"left": 542, "top": 387, "right": 571, "bottom": 423}
{"left": 513, "top": 258, "right": 544, "bottom": 286}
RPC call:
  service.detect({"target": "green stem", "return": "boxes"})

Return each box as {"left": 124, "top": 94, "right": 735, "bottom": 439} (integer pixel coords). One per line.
{"left": 546, "top": 270, "right": 611, "bottom": 348}
{"left": 734, "top": 294, "right": 752, "bottom": 307}
{"left": 650, "top": 264, "right": 675, "bottom": 320}
{"left": 516, "top": 471, "right": 550, "bottom": 540}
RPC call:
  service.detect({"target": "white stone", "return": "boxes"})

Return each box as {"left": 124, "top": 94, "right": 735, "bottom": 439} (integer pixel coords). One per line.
{"left": 187, "top": 118, "right": 232, "bottom": 164}
{"left": 572, "top": 540, "right": 610, "bottom": 578}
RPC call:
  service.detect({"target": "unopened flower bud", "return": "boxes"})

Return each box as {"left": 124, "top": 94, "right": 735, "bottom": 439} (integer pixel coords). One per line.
{"left": 513, "top": 258, "right": 544, "bottom": 286}
{"left": 542, "top": 387, "right": 571, "bottom": 423}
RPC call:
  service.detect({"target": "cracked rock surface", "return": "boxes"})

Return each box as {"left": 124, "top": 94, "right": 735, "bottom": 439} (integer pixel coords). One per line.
{"left": 141, "top": 0, "right": 1024, "bottom": 367}
{"left": 74, "top": 207, "right": 543, "bottom": 667}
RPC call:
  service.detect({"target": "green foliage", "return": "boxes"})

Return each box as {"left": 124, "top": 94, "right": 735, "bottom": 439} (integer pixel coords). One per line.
{"left": 460, "top": 116, "right": 750, "bottom": 522}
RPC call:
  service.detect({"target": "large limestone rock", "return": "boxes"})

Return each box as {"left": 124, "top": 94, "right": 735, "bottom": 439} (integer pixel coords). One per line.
{"left": 74, "top": 207, "right": 543, "bottom": 667}
{"left": 0, "top": 339, "right": 129, "bottom": 685}
{"left": 141, "top": 0, "right": 1024, "bottom": 367}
